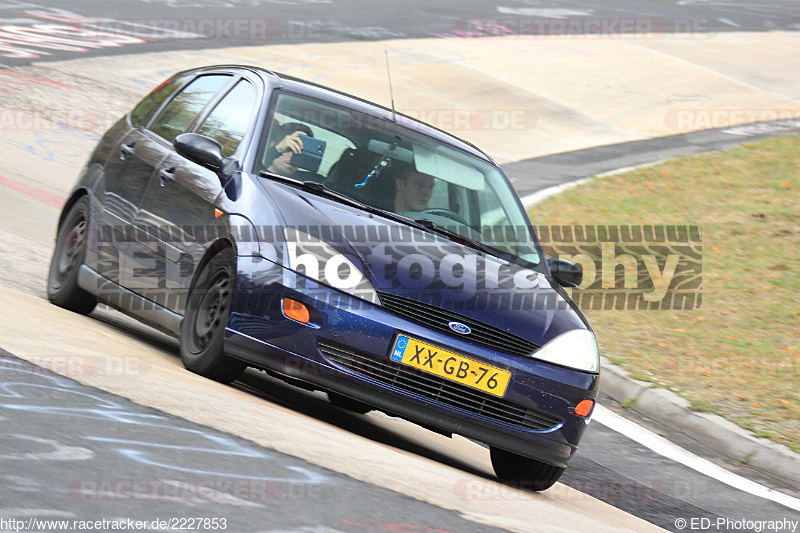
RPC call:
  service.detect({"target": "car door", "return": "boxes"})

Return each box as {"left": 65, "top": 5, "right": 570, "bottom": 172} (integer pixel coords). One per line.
{"left": 116, "top": 73, "right": 235, "bottom": 301}
{"left": 129, "top": 77, "right": 259, "bottom": 313}
{"left": 95, "top": 74, "right": 188, "bottom": 284}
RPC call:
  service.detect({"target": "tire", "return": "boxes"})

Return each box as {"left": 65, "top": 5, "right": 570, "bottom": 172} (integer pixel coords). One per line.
{"left": 489, "top": 446, "right": 565, "bottom": 491}
{"left": 327, "top": 391, "right": 372, "bottom": 414}
{"left": 180, "top": 247, "right": 245, "bottom": 383}
{"left": 47, "top": 196, "right": 98, "bottom": 315}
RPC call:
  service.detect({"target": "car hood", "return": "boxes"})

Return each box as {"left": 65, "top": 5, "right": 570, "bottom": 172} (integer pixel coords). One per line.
{"left": 261, "top": 180, "right": 589, "bottom": 348}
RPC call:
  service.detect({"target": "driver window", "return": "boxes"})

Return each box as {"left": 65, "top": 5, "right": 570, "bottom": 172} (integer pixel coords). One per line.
{"left": 130, "top": 74, "right": 188, "bottom": 128}
{"left": 196, "top": 80, "right": 257, "bottom": 156}
{"left": 150, "top": 74, "right": 231, "bottom": 144}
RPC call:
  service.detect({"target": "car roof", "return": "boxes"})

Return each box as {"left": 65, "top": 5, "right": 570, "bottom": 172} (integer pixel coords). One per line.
{"left": 178, "top": 64, "right": 495, "bottom": 165}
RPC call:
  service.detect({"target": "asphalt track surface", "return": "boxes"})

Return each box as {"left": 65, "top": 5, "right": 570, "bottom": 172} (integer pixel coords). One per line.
{"left": 1, "top": 1, "right": 799, "bottom": 532}
{"left": 2, "top": 325, "right": 798, "bottom": 532}
{"left": 0, "top": 351, "right": 508, "bottom": 533}
{"left": 2, "top": 0, "right": 800, "bottom": 67}
{"left": 507, "top": 119, "right": 800, "bottom": 197}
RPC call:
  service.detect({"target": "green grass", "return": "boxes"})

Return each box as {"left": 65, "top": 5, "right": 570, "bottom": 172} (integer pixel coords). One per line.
{"left": 529, "top": 135, "right": 800, "bottom": 453}
{"left": 620, "top": 397, "right": 638, "bottom": 409}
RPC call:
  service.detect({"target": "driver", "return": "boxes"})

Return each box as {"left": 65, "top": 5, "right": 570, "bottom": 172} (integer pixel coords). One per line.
{"left": 394, "top": 171, "right": 434, "bottom": 213}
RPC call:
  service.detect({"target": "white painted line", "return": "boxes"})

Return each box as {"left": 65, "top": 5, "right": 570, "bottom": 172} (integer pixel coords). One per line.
{"left": 721, "top": 119, "right": 800, "bottom": 136}
{"left": 520, "top": 176, "right": 593, "bottom": 208}
{"left": 592, "top": 404, "right": 800, "bottom": 512}
{"left": 496, "top": 7, "right": 593, "bottom": 18}
{"left": 717, "top": 18, "right": 741, "bottom": 28}
{"left": 520, "top": 160, "right": 666, "bottom": 209}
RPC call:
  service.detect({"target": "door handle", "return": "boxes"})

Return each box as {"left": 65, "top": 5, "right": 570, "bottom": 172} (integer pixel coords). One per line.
{"left": 159, "top": 167, "right": 176, "bottom": 187}
{"left": 120, "top": 142, "right": 135, "bottom": 160}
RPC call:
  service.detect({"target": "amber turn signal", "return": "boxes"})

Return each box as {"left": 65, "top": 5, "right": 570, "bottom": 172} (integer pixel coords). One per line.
{"left": 282, "top": 298, "right": 310, "bottom": 324}
{"left": 574, "top": 399, "right": 595, "bottom": 418}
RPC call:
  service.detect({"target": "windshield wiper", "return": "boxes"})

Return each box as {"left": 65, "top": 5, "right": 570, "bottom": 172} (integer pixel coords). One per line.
{"left": 261, "top": 172, "right": 364, "bottom": 208}
{"left": 413, "top": 218, "right": 539, "bottom": 269}
{"left": 413, "top": 219, "right": 499, "bottom": 256}
{"left": 259, "top": 171, "right": 537, "bottom": 267}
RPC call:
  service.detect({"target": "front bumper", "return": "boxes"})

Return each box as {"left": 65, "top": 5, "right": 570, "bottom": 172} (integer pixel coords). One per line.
{"left": 227, "top": 260, "right": 599, "bottom": 469}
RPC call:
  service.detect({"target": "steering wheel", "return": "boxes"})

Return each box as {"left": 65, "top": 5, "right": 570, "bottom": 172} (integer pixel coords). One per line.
{"left": 419, "top": 208, "right": 470, "bottom": 226}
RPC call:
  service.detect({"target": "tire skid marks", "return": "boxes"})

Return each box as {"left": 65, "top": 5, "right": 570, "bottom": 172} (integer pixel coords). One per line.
{"left": 0, "top": 435, "right": 95, "bottom": 460}
{"left": 0, "top": 127, "right": 95, "bottom": 169}
{"left": 0, "top": 356, "right": 330, "bottom": 490}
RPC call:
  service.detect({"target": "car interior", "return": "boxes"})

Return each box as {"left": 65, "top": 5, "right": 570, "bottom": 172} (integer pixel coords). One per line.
{"left": 255, "top": 91, "right": 541, "bottom": 264}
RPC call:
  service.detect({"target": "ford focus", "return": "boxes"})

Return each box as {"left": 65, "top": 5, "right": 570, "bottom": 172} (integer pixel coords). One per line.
{"left": 47, "top": 65, "right": 599, "bottom": 490}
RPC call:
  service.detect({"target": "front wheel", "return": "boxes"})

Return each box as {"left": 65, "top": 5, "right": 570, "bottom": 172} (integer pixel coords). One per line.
{"left": 180, "top": 247, "right": 245, "bottom": 383}
{"left": 489, "top": 446, "right": 565, "bottom": 491}
{"left": 47, "top": 196, "right": 97, "bottom": 315}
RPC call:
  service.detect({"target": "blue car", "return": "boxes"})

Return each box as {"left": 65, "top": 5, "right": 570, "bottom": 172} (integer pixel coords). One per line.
{"left": 47, "top": 65, "right": 599, "bottom": 490}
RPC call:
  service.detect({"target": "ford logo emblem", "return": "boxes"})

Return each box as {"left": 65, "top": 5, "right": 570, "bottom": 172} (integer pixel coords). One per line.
{"left": 448, "top": 321, "right": 471, "bottom": 335}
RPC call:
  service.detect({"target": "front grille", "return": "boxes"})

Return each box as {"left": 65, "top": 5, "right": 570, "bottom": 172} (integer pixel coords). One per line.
{"left": 377, "top": 291, "right": 539, "bottom": 357}
{"left": 319, "top": 340, "right": 561, "bottom": 432}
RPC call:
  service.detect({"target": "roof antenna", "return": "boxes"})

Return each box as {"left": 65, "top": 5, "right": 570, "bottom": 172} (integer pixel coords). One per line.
{"left": 385, "top": 50, "right": 396, "bottom": 122}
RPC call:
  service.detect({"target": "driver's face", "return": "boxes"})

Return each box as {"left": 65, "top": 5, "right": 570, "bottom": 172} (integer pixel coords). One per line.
{"left": 396, "top": 172, "right": 434, "bottom": 212}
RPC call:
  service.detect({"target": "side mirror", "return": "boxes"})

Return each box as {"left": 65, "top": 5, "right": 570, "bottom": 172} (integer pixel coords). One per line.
{"left": 174, "top": 133, "right": 225, "bottom": 172}
{"left": 547, "top": 257, "right": 583, "bottom": 288}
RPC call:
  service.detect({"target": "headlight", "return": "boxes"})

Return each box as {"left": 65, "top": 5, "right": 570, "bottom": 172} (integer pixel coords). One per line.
{"left": 283, "top": 228, "right": 381, "bottom": 305}
{"left": 532, "top": 329, "right": 599, "bottom": 373}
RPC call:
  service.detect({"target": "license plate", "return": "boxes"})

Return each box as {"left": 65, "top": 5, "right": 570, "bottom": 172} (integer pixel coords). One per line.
{"left": 389, "top": 335, "right": 511, "bottom": 397}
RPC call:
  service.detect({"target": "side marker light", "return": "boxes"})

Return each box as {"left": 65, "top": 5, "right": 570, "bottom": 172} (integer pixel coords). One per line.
{"left": 283, "top": 298, "right": 310, "bottom": 324}
{"left": 575, "top": 399, "right": 595, "bottom": 418}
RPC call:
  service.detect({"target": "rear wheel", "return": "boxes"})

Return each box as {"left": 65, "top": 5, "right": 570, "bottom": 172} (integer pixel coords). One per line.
{"left": 180, "top": 248, "right": 245, "bottom": 383}
{"left": 489, "top": 446, "right": 565, "bottom": 491}
{"left": 47, "top": 196, "right": 97, "bottom": 315}
{"left": 327, "top": 392, "right": 372, "bottom": 414}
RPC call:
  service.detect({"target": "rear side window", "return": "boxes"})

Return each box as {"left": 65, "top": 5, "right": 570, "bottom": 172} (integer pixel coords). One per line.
{"left": 130, "top": 75, "right": 186, "bottom": 128}
{"left": 150, "top": 74, "right": 231, "bottom": 144}
{"left": 196, "top": 80, "right": 257, "bottom": 157}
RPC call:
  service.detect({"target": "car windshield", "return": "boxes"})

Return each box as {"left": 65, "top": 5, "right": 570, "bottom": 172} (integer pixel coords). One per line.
{"left": 259, "top": 91, "right": 540, "bottom": 267}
